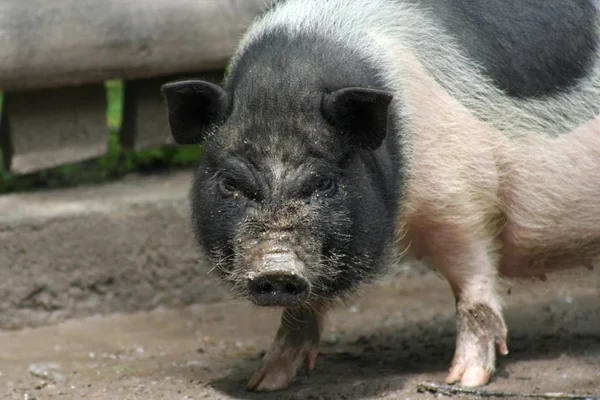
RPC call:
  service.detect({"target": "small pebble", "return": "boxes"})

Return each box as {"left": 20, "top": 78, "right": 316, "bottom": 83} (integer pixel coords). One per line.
{"left": 28, "top": 363, "right": 65, "bottom": 383}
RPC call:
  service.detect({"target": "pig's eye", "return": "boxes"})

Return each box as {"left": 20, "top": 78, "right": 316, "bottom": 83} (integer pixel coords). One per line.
{"left": 315, "top": 177, "right": 337, "bottom": 196}
{"left": 218, "top": 178, "right": 238, "bottom": 197}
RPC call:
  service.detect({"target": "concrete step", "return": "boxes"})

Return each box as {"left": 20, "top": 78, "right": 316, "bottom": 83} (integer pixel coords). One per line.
{"left": 0, "top": 170, "right": 226, "bottom": 330}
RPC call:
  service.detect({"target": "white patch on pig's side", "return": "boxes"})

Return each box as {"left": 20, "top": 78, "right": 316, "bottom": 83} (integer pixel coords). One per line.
{"left": 499, "top": 115, "right": 600, "bottom": 277}
{"left": 378, "top": 40, "right": 507, "bottom": 386}
{"left": 371, "top": 30, "right": 600, "bottom": 385}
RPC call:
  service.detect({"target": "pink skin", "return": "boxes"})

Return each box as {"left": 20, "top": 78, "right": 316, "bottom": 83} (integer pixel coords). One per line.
{"left": 499, "top": 114, "right": 600, "bottom": 278}
{"left": 397, "top": 47, "right": 600, "bottom": 387}
{"left": 396, "top": 47, "right": 508, "bottom": 387}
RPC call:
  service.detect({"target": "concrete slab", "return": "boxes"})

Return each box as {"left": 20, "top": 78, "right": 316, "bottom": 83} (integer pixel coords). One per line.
{"left": 0, "top": 170, "right": 227, "bottom": 330}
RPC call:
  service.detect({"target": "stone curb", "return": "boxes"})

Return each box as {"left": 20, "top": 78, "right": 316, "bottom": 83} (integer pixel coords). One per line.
{"left": 0, "top": 170, "right": 227, "bottom": 330}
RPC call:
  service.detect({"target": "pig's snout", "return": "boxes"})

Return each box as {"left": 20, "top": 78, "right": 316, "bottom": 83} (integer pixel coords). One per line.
{"left": 248, "top": 274, "right": 309, "bottom": 306}
{"left": 247, "top": 253, "right": 310, "bottom": 307}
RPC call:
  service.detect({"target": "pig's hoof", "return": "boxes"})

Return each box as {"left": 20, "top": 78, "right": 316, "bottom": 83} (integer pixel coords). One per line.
{"left": 246, "top": 343, "right": 319, "bottom": 392}
{"left": 247, "top": 366, "right": 295, "bottom": 392}
{"left": 445, "top": 303, "right": 508, "bottom": 387}
{"left": 446, "top": 364, "right": 490, "bottom": 387}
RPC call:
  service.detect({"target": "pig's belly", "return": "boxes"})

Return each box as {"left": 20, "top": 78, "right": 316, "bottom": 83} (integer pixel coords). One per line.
{"left": 497, "top": 236, "right": 599, "bottom": 278}
{"left": 497, "top": 115, "right": 600, "bottom": 278}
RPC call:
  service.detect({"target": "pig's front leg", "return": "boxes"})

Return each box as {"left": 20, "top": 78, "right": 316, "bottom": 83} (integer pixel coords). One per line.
{"left": 247, "top": 304, "right": 326, "bottom": 391}
{"left": 426, "top": 232, "right": 508, "bottom": 387}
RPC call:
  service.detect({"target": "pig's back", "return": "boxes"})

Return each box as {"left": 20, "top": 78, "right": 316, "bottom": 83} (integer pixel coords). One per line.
{"left": 421, "top": 0, "right": 598, "bottom": 99}
{"left": 235, "top": 0, "right": 600, "bottom": 137}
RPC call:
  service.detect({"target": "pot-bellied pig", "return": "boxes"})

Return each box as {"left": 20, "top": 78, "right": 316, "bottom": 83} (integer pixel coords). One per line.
{"left": 162, "top": 0, "right": 600, "bottom": 392}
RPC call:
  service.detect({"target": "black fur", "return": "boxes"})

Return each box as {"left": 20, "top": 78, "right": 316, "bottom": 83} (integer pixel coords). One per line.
{"left": 165, "top": 33, "right": 403, "bottom": 301}
{"left": 322, "top": 87, "right": 394, "bottom": 150}
{"left": 161, "top": 80, "right": 230, "bottom": 144}
{"left": 422, "top": 0, "right": 599, "bottom": 98}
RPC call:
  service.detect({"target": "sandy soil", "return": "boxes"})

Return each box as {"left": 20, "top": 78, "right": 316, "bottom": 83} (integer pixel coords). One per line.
{"left": 1, "top": 269, "right": 599, "bottom": 400}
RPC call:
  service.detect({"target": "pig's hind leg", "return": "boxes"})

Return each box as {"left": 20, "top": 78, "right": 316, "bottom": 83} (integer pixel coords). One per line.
{"left": 247, "top": 303, "right": 326, "bottom": 391}
{"left": 424, "top": 230, "right": 508, "bottom": 387}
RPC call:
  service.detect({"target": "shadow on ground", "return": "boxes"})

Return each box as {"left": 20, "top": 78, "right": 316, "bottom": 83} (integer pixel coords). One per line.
{"left": 210, "top": 289, "right": 600, "bottom": 399}
{"left": 2, "top": 272, "right": 599, "bottom": 399}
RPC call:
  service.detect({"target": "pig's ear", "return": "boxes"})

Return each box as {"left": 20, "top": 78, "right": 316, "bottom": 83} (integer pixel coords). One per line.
{"left": 322, "top": 87, "right": 393, "bottom": 150}
{"left": 161, "top": 80, "right": 231, "bottom": 144}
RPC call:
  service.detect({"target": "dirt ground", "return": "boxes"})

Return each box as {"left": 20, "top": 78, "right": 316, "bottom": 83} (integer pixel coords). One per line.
{"left": 1, "top": 268, "right": 600, "bottom": 400}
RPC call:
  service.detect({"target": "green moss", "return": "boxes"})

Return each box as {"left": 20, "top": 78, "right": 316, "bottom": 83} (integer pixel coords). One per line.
{"left": 0, "top": 80, "right": 203, "bottom": 194}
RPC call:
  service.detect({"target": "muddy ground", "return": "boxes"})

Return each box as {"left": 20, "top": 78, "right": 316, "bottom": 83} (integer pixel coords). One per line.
{"left": 1, "top": 268, "right": 600, "bottom": 400}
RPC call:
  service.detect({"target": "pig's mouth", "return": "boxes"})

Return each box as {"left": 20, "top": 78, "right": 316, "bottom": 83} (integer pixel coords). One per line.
{"left": 244, "top": 252, "right": 312, "bottom": 307}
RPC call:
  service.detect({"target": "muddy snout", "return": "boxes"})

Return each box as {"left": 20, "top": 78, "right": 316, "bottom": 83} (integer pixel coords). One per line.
{"left": 247, "top": 253, "right": 310, "bottom": 307}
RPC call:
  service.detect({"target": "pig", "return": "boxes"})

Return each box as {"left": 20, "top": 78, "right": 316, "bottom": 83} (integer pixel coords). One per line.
{"left": 161, "top": 0, "right": 600, "bottom": 392}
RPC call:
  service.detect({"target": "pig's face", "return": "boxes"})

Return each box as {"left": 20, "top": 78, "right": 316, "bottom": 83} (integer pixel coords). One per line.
{"left": 162, "top": 80, "right": 396, "bottom": 307}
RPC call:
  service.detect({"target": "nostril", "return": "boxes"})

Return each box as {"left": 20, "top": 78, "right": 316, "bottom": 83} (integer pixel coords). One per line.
{"left": 282, "top": 282, "right": 300, "bottom": 295}
{"left": 248, "top": 279, "right": 274, "bottom": 296}
{"left": 257, "top": 282, "right": 274, "bottom": 294}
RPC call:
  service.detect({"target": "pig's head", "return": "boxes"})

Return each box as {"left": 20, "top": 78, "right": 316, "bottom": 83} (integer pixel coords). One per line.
{"left": 161, "top": 77, "right": 399, "bottom": 308}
